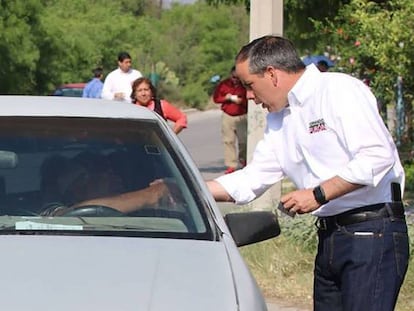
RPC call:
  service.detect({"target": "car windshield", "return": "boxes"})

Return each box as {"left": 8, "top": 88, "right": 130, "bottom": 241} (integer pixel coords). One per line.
{"left": 0, "top": 116, "right": 213, "bottom": 240}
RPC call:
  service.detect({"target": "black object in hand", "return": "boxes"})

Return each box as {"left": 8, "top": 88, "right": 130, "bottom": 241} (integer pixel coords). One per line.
{"left": 277, "top": 202, "right": 296, "bottom": 218}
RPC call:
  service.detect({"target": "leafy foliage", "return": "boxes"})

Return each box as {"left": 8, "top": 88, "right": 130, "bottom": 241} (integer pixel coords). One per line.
{"left": 312, "top": 0, "right": 414, "bottom": 145}
{"left": 0, "top": 0, "right": 248, "bottom": 108}
{"left": 4, "top": 0, "right": 414, "bottom": 117}
{"left": 38, "top": 0, "right": 140, "bottom": 93}
{"left": 283, "top": 0, "right": 351, "bottom": 50}
{"left": 0, "top": 0, "right": 43, "bottom": 94}
{"left": 205, "top": 0, "right": 250, "bottom": 11}
{"left": 313, "top": 0, "right": 414, "bottom": 93}
{"left": 278, "top": 214, "right": 317, "bottom": 253}
{"left": 404, "top": 160, "right": 414, "bottom": 192}
{"left": 206, "top": 0, "right": 352, "bottom": 51}
{"left": 153, "top": 2, "right": 249, "bottom": 107}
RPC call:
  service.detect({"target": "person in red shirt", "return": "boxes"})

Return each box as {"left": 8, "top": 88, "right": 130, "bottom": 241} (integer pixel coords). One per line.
{"left": 131, "top": 77, "right": 187, "bottom": 134}
{"left": 213, "top": 66, "right": 248, "bottom": 174}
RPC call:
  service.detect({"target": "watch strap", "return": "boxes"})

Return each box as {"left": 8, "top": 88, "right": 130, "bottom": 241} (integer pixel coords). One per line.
{"left": 313, "top": 185, "right": 329, "bottom": 205}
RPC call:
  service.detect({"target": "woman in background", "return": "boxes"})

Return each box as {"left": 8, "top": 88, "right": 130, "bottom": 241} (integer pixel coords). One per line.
{"left": 131, "top": 77, "right": 187, "bottom": 134}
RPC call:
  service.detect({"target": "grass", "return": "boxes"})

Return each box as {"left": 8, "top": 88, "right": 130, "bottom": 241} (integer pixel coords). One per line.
{"left": 240, "top": 216, "right": 315, "bottom": 310}
{"left": 239, "top": 179, "right": 414, "bottom": 310}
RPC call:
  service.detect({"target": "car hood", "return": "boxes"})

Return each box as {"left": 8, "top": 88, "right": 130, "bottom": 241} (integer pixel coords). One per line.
{"left": 0, "top": 235, "right": 238, "bottom": 311}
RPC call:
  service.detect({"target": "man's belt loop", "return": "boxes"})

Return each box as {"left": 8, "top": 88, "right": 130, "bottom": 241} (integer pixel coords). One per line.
{"left": 315, "top": 218, "right": 328, "bottom": 231}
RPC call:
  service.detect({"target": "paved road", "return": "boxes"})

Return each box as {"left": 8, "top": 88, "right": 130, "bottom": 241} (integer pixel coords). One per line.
{"left": 179, "top": 109, "right": 225, "bottom": 181}
{"left": 179, "top": 109, "right": 310, "bottom": 311}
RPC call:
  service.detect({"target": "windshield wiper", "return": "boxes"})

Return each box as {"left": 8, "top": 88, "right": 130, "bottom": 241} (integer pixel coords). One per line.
{"left": 82, "top": 223, "right": 153, "bottom": 230}
{"left": 0, "top": 224, "right": 16, "bottom": 231}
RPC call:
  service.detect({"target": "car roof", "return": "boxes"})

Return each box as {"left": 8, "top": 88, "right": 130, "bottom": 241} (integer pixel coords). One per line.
{"left": 57, "top": 83, "right": 86, "bottom": 88}
{"left": 0, "top": 96, "right": 159, "bottom": 120}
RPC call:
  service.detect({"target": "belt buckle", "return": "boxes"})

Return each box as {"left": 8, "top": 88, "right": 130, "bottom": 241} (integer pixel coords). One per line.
{"left": 315, "top": 218, "right": 328, "bottom": 230}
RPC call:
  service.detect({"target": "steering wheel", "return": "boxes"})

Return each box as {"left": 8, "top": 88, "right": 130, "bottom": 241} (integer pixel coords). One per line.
{"left": 59, "top": 205, "right": 125, "bottom": 217}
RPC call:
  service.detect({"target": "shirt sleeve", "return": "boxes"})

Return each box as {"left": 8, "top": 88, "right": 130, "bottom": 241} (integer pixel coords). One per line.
{"left": 161, "top": 100, "right": 187, "bottom": 128}
{"left": 215, "top": 128, "right": 284, "bottom": 204}
{"left": 82, "top": 83, "right": 90, "bottom": 98}
{"left": 95, "top": 82, "right": 103, "bottom": 98}
{"left": 212, "top": 81, "right": 229, "bottom": 104}
{"left": 101, "top": 73, "right": 115, "bottom": 100}
{"left": 328, "top": 77, "right": 396, "bottom": 186}
{"left": 134, "top": 70, "right": 143, "bottom": 80}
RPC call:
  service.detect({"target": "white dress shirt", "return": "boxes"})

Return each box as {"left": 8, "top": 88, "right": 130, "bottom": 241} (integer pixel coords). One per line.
{"left": 101, "top": 68, "right": 142, "bottom": 102}
{"left": 216, "top": 64, "right": 404, "bottom": 217}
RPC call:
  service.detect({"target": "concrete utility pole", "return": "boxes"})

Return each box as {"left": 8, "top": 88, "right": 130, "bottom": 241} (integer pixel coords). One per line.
{"left": 245, "top": 0, "right": 283, "bottom": 211}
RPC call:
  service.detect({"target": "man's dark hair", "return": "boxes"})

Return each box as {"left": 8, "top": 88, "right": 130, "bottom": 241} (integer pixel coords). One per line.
{"left": 316, "top": 60, "right": 329, "bottom": 72}
{"left": 235, "top": 35, "right": 305, "bottom": 75}
{"left": 118, "top": 51, "right": 132, "bottom": 62}
{"left": 92, "top": 67, "right": 103, "bottom": 78}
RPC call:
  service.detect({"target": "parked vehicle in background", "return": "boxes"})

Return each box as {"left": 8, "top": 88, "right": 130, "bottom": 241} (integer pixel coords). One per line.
{"left": 0, "top": 96, "right": 280, "bottom": 311}
{"left": 51, "top": 83, "right": 86, "bottom": 97}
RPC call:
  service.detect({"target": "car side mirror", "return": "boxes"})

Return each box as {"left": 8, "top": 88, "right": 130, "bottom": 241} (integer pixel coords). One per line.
{"left": 224, "top": 211, "right": 281, "bottom": 247}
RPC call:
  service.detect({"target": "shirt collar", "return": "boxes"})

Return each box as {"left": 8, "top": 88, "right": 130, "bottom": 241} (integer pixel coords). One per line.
{"left": 288, "top": 64, "right": 321, "bottom": 107}
{"left": 117, "top": 68, "right": 132, "bottom": 74}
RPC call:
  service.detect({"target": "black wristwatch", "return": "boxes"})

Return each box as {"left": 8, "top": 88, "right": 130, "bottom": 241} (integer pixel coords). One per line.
{"left": 313, "top": 185, "right": 329, "bottom": 205}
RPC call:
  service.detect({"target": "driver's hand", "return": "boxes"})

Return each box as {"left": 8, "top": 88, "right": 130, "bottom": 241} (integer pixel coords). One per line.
{"left": 150, "top": 178, "right": 185, "bottom": 210}
{"left": 40, "top": 202, "right": 69, "bottom": 216}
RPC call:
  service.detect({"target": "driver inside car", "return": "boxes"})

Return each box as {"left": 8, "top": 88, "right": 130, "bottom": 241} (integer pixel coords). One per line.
{"left": 40, "top": 152, "right": 181, "bottom": 216}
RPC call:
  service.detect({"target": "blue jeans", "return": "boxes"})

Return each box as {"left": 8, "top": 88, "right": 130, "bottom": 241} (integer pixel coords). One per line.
{"left": 314, "top": 217, "right": 409, "bottom": 311}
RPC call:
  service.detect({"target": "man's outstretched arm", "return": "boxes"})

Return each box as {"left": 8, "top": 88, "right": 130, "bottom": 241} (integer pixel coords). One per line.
{"left": 206, "top": 180, "right": 234, "bottom": 202}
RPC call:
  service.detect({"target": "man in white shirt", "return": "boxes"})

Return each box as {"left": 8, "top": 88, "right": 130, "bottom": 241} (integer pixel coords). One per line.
{"left": 207, "top": 35, "right": 409, "bottom": 311}
{"left": 101, "top": 51, "right": 142, "bottom": 102}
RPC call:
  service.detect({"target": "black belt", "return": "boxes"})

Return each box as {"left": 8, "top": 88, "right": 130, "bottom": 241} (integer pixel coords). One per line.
{"left": 316, "top": 202, "right": 405, "bottom": 230}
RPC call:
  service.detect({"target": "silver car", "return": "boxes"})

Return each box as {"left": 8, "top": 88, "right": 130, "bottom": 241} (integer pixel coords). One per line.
{"left": 0, "top": 96, "right": 280, "bottom": 310}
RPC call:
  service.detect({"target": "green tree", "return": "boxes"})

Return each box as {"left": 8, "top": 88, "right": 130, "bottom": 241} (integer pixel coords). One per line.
{"left": 206, "top": 0, "right": 352, "bottom": 51}
{"left": 153, "top": 2, "right": 249, "bottom": 108}
{"left": 36, "top": 0, "right": 140, "bottom": 94}
{"left": 0, "top": 0, "right": 44, "bottom": 94}
{"left": 313, "top": 0, "right": 414, "bottom": 146}
{"left": 1, "top": 0, "right": 249, "bottom": 109}
{"left": 118, "top": 0, "right": 161, "bottom": 17}
{"left": 0, "top": 0, "right": 145, "bottom": 95}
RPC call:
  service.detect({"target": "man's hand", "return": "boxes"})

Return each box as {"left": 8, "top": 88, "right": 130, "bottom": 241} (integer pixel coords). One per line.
{"left": 280, "top": 188, "right": 321, "bottom": 215}
{"left": 150, "top": 178, "right": 185, "bottom": 210}
{"left": 279, "top": 178, "right": 364, "bottom": 216}
{"left": 114, "top": 92, "right": 125, "bottom": 101}
{"left": 225, "top": 93, "right": 240, "bottom": 103}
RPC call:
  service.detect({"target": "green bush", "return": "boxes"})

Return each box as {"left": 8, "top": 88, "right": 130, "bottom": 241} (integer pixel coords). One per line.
{"left": 181, "top": 83, "right": 210, "bottom": 110}
{"left": 404, "top": 161, "right": 414, "bottom": 192}
{"left": 278, "top": 214, "right": 317, "bottom": 253}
